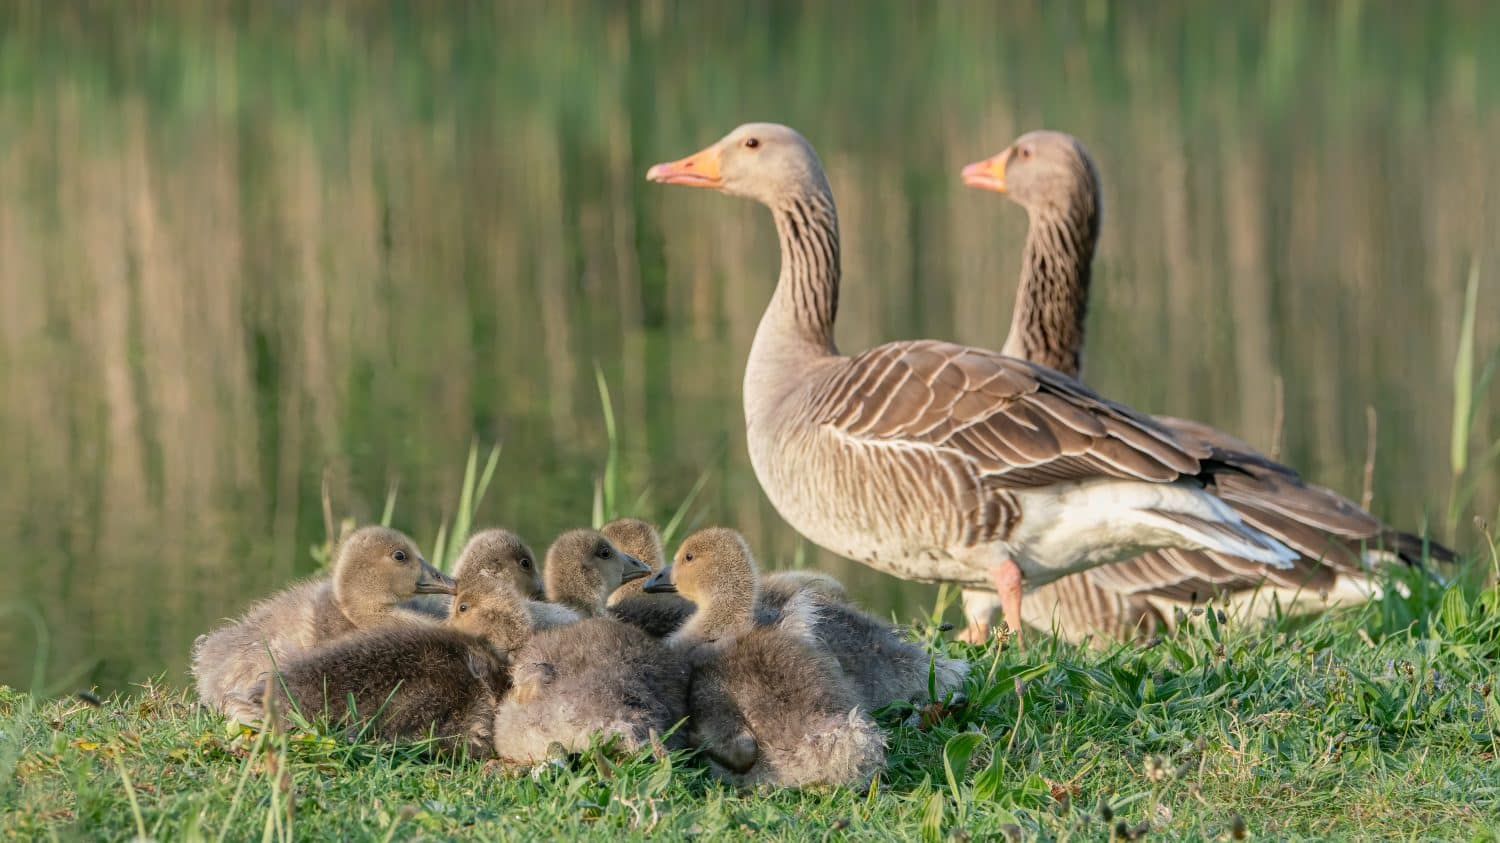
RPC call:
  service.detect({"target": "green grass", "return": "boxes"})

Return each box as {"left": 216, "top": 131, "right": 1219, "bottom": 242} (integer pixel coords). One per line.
{"left": 3, "top": 335, "right": 1495, "bottom": 841}
{"left": 3, "top": 285, "right": 1494, "bottom": 840}
{"left": 3, "top": 555, "right": 1500, "bottom": 841}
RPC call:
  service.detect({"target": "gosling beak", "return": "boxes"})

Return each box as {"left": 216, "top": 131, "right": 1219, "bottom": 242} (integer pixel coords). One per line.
{"left": 415, "top": 560, "right": 457, "bottom": 595}
{"left": 960, "top": 150, "right": 1009, "bottom": 193}
{"left": 646, "top": 143, "right": 724, "bottom": 189}
{"left": 641, "top": 565, "right": 677, "bottom": 594}
{"left": 618, "top": 552, "right": 652, "bottom": 584}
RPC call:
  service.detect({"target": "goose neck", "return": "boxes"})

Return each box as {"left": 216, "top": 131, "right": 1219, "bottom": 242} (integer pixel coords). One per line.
{"left": 681, "top": 591, "right": 757, "bottom": 644}
{"left": 1001, "top": 196, "right": 1099, "bottom": 380}
{"left": 753, "top": 193, "right": 841, "bottom": 355}
{"left": 745, "top": 191, "right": 842, "bottom": 422}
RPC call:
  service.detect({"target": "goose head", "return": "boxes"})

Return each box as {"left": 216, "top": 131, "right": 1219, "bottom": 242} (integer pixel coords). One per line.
{"left": 643, "top": 527, "right": 759, "bottom": 626}
{"left": 961, "top": 130, "right": 1098, "bottom": 214}
{"left": 448, "top": 573, "right": 533, "bottom": 656}
{"left": 599, "top": 518, "right": 665, "bottom": 572}
{"left": 452, "top": 529, "right": 544, "bottom": 599}
{"left": 333, "top": 526, "right": 453, "bottom": 616}
{"left": 544, "top": 528, "right": 652, "bottom": 616}
{"left": 647, "top": 123, "right": 830, "bottom": 205}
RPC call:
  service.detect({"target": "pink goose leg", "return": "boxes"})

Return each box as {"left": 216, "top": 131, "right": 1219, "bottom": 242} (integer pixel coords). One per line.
{"left": 992, "top": 559, "right": 1024, "bottom": 647}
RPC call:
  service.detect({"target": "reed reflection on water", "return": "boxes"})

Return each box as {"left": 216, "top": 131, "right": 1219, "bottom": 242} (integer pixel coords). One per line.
{"left": 0, "top": 2, "right": 1496, "bottom": 691}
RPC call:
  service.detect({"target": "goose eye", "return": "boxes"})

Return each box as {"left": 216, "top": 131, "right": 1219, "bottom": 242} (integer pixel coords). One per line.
{"left": 744, "top": 138, "right": 760, "bottom": 149}
{"left": 393, "top": 550, "right": 407, "bottom": 562}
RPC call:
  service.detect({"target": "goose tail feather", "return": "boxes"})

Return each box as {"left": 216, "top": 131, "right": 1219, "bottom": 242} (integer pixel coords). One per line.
{"left": 1144, "top": 509, "right": 1298, "bottom": 569}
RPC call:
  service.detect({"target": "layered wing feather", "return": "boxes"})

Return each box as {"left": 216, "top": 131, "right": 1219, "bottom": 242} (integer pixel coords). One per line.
{"left": 813, "top": 340, "right": 1211, "bottom": 488}
{"left": 1076, "top": 415, "right": 1449, "bottom": 606}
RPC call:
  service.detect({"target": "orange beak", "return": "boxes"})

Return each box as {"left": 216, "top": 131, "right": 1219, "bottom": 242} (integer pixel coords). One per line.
{"left": 960, "top": 149, "right": 1010, "bottom": 193}
{"left": 646, "top": 143, "right": 724, "bottom": 189}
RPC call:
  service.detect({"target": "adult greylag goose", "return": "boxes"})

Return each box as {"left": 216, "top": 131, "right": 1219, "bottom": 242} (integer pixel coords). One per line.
{"left": 960, "top": 131, "right": 1452, "bottom": 641}
{"left": 647, "top": 123, "right": 1298, "bottom": 643}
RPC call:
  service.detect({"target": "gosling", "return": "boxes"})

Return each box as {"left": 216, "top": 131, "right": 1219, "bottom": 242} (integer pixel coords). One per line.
{"left": 408, "top": 528, "right": 545, "bottom": 619}
{"left": 228, "top": 574, "right": 530, "bottom": 758}
{"left": 611, "top": 521, "right": 967, "bottom": 710}
{"left": 192, "top": 526, "right": 454, "bottom": 720}
{"left": 490, "top": 529, "right": 690, "bottom": 765}
{"left": 644, "top": 527, "right": 885, "bottom": 788}
{"left": 601, "top": 517, "right": 697, "bottom": 637}
{"left": 602, "top": 517, "right": 849, "bottom": 638}
{"left": 772, "top": 590, "right": 970, "bottom": 712}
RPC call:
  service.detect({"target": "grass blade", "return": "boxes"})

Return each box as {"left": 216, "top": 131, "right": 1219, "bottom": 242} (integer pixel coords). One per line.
{"left": 1449, "top": 262, "right": 1478, "bottom": 477}
{"left": 660, "top": 461, "right": 717, "bottom": 547}
{"left": 431, "top": 522, "right": 449, "bottom": 574}
{"left": 452, "top": 442, "right": 481, "bottom": 565}
{"left": 473, "top": 443, "right": 502, "bottom": 516}
{"left": 111, "top": 751, "right": 148, "bottom": 842}
{"left": 594, "top": 364, "right": 620, "bottom": 521}
{"left": 379, "top": 479, "right": 399, "bottom": 528}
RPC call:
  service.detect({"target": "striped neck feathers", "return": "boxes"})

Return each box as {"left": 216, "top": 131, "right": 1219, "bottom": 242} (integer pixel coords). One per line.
{"left": 762, "top": 190, "right": 841, "bottom": 356}
{"left": 1002, "top": 174, "right": 1101, "bottom": 380}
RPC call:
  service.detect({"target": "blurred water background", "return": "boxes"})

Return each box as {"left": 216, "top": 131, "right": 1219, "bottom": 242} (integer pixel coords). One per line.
{"left": 1, "top": 1, "right": 1497, "bottom": 692}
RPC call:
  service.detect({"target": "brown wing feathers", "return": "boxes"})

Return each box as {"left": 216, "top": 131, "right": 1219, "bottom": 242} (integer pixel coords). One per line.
{"left": 823, "top": 340, "right": 1210, "bottom": 488}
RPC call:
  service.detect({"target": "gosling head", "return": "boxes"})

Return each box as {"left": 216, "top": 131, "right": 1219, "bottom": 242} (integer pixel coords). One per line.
{"left": 961, "top": 130, "right": 1099, "bottom": 217}
{"left": 642, "top": 527, "right": 759, "bottom": 629}
{"left": 599, "top": 518, "right": 665, "bottom": 571}
{"left": 544, "top": 528, "right": 652, "bottom": 616}
{"left": 332, "top": 526, "right": 453, "bottom": 616}
{"left": 448, "top": 573, "right": 532, "bottom": 656}
{"left": 646, "top": 123, "right": 830, "bottom": 206}
{"left": 452, "top": 529, "right": 543, "bottom": 599}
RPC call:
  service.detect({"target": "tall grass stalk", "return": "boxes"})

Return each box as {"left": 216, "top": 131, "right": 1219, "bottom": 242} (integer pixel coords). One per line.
{"left": 592, "top": 366, "right": 621, "bottom": 526}
{"left": 659, "top": 464, "right": 714, "bottom": 548}
{"left": 379, "top": 480, "right": 399, "bottom": 528}
{"left": 0, "top": 605, "right": 48, "bottom": 696}
{"left": 214, "top": 733, "right": 265, "bottom": 843}
{"left": 110, "top": 751, "right": 148, "bottom": 841}
{"left": 432, "top": 442, "right": 503, "bottom": 572}
{"left": 589, "top": 370, "right": 714, "bottom": 542}
{"left": 1447, "top": 263, "right": 1500, "bottom": 534}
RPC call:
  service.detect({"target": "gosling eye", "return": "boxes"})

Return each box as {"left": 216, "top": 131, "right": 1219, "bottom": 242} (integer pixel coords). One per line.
{"left": 683, "top": 552, "right": 695, "bottom": 562}
{"left": 393, "top": 550, "right": 408, "bottom": 562}
{"left": 596, "top": 546, "right": 612, "bottom": 560}
{"left": 744, "top": 137, "right": 760, "bottom": 149}
{"left": 519, "top": 557, "right": 532, "bottom": 570}
{"left": 458, "top": 603, "right": 469, "bottom": 613}
{"left": 1018, "top": 145, "right": 1032, "bottom": 160}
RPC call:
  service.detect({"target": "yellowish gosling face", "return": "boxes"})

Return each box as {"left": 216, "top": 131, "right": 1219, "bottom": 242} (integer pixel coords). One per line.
{"left": 334, "top": 526, "right": 454, "bottom": 608}
{"left": 452, "top": 529, "right": 544, "bottom": 599}
{"left": 448, "top": 573, "right": 532, "bottom": 656}
{"left": 642, "top": 527, "right": 758, "bottom": 619}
